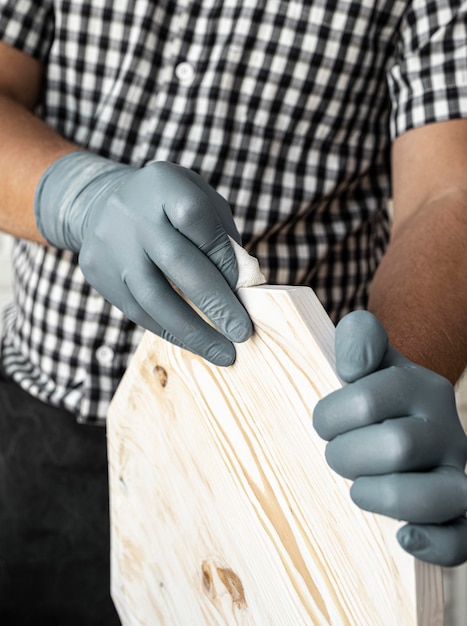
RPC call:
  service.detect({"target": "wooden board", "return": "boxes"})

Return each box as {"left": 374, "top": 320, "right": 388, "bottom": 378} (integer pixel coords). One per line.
{"left": 107, "top": 285, "right": 444, "bottom": 626}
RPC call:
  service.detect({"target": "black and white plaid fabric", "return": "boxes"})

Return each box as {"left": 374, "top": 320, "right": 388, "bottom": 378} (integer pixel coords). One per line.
{"left": 0, "top": 0, "right": 466, "bottom": 423}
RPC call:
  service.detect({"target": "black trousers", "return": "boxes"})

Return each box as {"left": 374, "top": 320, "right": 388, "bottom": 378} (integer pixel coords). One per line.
{"left": 0, "top": 369, "right": 121, "bottom": 626}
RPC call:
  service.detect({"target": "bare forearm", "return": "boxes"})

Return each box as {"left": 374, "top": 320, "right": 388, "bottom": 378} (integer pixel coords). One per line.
{"left": 368, "top": 190, "right": 467, "bottom": 384}
{"left": 0, "top": 94, "right": 79, "bottom": 243}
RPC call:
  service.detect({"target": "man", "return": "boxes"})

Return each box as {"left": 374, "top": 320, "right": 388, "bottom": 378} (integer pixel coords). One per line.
{"left": 0, "top": 0, "right": 466, "bottom": 623}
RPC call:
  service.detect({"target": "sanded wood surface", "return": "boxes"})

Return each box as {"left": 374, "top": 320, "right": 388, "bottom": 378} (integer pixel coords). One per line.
{"left": 107, "top": 285, "right": 444, "bottom": 626}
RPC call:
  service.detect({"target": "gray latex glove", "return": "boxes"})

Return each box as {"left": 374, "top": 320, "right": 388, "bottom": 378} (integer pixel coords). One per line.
{"left": 34, "top": 152, "right": 252, "bottom": 365}
{"left": 313, "top": 310, "right": 467, "bottom": 566}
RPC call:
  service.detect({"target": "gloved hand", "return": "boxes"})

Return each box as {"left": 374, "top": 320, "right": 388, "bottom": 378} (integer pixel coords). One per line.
{"left": 34, "top": 152, "right": 252, "bottom": 365}
{"left": 313, "top": 310, "right": 467, "bottom": 566}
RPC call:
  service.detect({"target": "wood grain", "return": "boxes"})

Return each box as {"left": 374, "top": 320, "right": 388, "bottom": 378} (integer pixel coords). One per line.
{"left": 107, "top": 285, "right": 444, "bottom": 625}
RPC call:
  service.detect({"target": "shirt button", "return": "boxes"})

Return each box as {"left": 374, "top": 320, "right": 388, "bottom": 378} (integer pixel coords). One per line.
{"left": 95, "top": 345, "right": 115, "bottom": 366}
{"left": 174, "top": 62, "right": 195, "bottom": 86}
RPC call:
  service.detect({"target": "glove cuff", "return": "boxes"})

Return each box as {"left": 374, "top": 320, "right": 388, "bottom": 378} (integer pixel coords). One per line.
{"left": 34, "top": 151, "right": 131, "bottom": 252}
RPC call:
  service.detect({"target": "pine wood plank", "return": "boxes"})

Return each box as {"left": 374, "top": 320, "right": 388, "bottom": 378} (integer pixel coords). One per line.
{"left": 107, "top": 285, "right": 444, "bottom": 626}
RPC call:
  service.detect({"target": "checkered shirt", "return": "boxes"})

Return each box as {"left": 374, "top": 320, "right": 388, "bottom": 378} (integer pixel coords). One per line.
{"left": 0, "top": 0, "right": 466, "bottom": 423}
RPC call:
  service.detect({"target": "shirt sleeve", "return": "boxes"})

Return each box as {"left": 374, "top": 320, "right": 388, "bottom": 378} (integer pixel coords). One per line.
{"left": 0, "top": 0, "right": 54, "bottom": 62}
{"left": 387, "top": 0, "right": 467, "bottom": 139}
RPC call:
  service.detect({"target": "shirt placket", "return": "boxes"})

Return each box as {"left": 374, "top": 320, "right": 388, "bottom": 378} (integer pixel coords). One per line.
{"left": 132, "top": 2, "right": 200, "bottom": 164}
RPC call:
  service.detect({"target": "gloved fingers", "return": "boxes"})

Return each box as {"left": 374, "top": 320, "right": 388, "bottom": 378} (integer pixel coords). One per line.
{"left": 324, "top": 416, "right": 443, "bottom": 479}
{"left": 144, "top": 227, "right": 252, "bottom": 344}
{"left": 123, "top": 261, "right": 242, "bottom": 366}
{"left": 397, "top": 518, "right": 467, "bottom": 567}
{"left": 181, "top": 167, "right": 243, "bottom": 243}
{"left": 141, "top": 163, "right": 240, "bottom": 289}
{"left": 165, "top": 197, "right": 239, "bottom": 290}
{"left": 121, "top": 303, "right": 189, "bottom": 352}
{"left": 79, "top": 260, "right": 187, "bottom": 347}
{"left": 313, "top": 365, "right": 423, "bottom": 441}
{"left": 350, "top": 466, "right": 467, "bottom": 524}
{"left": 335, "top": 311, "right": 389, "bottom": 382}
{"left": 80, "top": 202, "right": 251, "bottom": 359}
{"left": 80, "top": 238, "right": 239, "bottom": 365}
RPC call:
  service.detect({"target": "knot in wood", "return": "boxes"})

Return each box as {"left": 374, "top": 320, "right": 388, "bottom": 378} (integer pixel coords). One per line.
{"left": 154, "top": 365, "right": 168, "bottom": 387}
